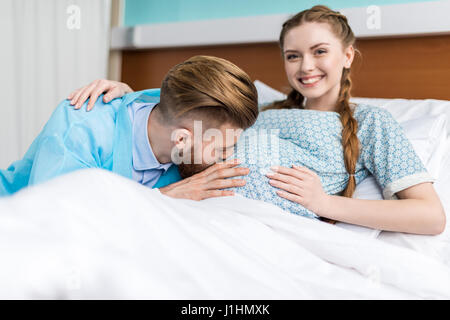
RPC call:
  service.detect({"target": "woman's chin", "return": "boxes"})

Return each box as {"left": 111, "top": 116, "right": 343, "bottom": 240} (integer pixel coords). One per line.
{"left": 291, "top": 84, "right": 322, "bottom": 99}
{"left": 297, "top": 90, "right": 323, "bottom": 100}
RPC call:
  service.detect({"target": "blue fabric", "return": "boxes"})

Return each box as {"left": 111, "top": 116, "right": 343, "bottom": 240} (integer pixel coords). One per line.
{"left": 231, "top": 104, "right": 432, "bottom": 218}
{"left": 0, "top": 89, "right": 181, "bottom": 197}
{"left": 128, "top": 101, "right": 173, "bottom": 187}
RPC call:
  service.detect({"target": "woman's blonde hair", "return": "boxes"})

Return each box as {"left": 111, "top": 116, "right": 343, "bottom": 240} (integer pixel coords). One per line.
{"left": 265, "top": 5, "right": 359, "bottom": 198}
{"left": 159, "top": 55, "right": 259, "bottom": 130}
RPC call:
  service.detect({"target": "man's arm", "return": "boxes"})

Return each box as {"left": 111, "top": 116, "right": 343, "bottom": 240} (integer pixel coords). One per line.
{"left": 1, "top": 99, "right": 107, "bottom": 196}
{"left": 68, "top": 79, "right": 133, "bottom": 111}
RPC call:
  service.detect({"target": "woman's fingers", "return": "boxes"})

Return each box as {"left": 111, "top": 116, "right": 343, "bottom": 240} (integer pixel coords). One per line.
{"left": 267, "top": 165, "right": 310, "bottom": 183}
{"left": 75, "top": 82, "right": 103, "bottom": 109}
{"left": 77, "top": 80, "right": 112, "bottom": 111}
{"left": 72, "top": 83, "right": 95, "bottom": 109}
{"left": 86, "top": 84, "right": 116, "bottom": 111}
{"left": 69, "top": 80, "right": 107, "bottom": 110}
{"left": 86, "top": 88, "right": 105, "bottom": 111}
{"left": 69, "top": 86, "right": 85, "bottom": 107}
{"left": 268, "top": 179, "right": 302, "bottom": 196}
{"left": 276, "top": 189, "right": 304, "bottom": 204}
{"left": 103, "top": 86, "right": 119, "bottom": 103}
{"left": 68, "top": 80, "right": 134, "bottom": 111}
{"left": 293, "top": 165, "right": 317, "bottom": 177}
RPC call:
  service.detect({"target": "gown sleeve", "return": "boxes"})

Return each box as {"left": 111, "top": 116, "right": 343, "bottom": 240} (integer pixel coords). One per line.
{"left": 0, "top": 98, "right": 117, "bottom": 196}
{"left": 358, "top": 107, "right": 434, "bottom": 199}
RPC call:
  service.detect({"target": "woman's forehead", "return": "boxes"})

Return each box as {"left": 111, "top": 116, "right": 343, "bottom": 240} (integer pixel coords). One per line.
{"left": 284, "top": 22, "right": 340, "bottom": 50}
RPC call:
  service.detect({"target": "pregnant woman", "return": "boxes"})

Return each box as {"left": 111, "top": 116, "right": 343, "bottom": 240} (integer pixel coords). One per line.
{"left": 68, "top": 5, "right": 445, "bottom": 235}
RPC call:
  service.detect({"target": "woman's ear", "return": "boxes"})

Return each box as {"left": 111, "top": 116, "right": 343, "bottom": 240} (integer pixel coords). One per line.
{"left": 344, "top": 45, "right": 355, "bottom": 69}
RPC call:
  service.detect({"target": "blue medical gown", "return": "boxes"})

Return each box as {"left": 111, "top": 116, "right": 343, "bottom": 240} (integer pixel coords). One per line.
{"left": 0, "top": 89, "right": 181, "bottom": 197}
{"left": 231, "top": 105, "right": 433, "bottom": 218}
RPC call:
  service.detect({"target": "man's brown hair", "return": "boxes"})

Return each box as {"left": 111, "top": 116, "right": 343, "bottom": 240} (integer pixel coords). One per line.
{"left": 158, "top": 55, "right": 259, "bottom": 129}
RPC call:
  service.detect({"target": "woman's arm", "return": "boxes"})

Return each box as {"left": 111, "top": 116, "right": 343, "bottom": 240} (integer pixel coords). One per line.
{"left": 267, "top": 165, "right": 446, "bottom": 235}
{"left": 67, "top": 79, "right": 134, "bottom": 111}
{"left": 320, "top": 182, "right": 446, "bottom": 235}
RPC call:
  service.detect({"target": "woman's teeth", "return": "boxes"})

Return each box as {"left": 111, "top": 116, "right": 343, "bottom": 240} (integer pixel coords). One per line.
{"left": 300, "top": 76, "right": 323, "bottom": 84}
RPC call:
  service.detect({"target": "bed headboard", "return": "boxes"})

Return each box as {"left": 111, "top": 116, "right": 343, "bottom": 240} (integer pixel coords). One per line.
{"left": 121, "top": 34, "right": 450, "bottom": 100}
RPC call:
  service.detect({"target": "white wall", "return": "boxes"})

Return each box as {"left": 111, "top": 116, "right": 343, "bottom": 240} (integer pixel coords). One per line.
{"left": 112, "top": 1, "right": 450, "bottom": 49}
{"left": 0, "top": 0, "right": 111, "bottom": 168}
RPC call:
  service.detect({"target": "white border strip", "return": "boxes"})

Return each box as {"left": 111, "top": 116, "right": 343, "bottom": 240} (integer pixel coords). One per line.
{"left": 111, "top": 1, "right": 450, "bottom": 49}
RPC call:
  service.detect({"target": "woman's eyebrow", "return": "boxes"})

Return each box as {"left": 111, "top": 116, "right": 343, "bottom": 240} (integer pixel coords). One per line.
{"left": 310, "top": 42, "right": 330, "bottom": 49}
{"left": 284, "top": 43, "right": 330, "bottom": 53}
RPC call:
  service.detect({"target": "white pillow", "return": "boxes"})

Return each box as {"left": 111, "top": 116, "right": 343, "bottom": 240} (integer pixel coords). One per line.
{"left": 350, "top": 97, "right": 450, "bottom": 136}
{"left": 254, "top": 80, "right": 286, "bottom": 108}
{"left": 400, "top": 114, "right": 448, "bottom": 179}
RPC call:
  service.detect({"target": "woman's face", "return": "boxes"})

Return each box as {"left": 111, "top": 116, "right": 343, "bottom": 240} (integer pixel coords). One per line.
{"left": 282, "top": 22, "right": 354, "bottom": 110}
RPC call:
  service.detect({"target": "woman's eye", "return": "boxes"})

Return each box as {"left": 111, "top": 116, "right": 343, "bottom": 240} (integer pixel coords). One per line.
{"left": 286, "top": 54, "right": 299, "bottom": 61}
{"left": 315, "top": 49, "right": 327, "bottom": 55}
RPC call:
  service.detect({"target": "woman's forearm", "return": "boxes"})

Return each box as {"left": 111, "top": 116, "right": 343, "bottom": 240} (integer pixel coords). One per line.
{"left": 267, "top": 167, "right": 445, "bottom": 235}
{"left": 320, "top": 195, "right": 445, "bottom": 235}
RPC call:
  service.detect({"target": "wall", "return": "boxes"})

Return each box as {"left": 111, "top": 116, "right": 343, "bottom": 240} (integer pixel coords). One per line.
{"left": 124, "top": 0, "right": 436, "bottom": 26}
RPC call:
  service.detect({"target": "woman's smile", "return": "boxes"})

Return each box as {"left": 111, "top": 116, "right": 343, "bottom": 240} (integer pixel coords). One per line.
{"left": 298, "top": 75, "right": 325, "bottom": 88}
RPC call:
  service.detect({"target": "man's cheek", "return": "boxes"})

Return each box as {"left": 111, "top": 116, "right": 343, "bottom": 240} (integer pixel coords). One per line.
{"left": 202, "top": 143, "right": 218, "bottom": 165}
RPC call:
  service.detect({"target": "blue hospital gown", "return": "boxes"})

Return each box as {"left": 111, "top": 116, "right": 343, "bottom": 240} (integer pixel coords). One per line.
{"left": 0, "top": 89, "right": 181, "bottom": 196}
{"left": 231, "top": 104, "right": 433, "bottom": 218}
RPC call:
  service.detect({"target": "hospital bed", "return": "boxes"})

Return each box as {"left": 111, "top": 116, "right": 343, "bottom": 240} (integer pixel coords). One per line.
{"left": 0, "top": 34, "right": 449, "bottom": 299}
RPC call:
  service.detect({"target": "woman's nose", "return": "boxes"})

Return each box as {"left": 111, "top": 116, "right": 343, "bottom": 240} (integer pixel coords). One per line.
{"left": 300, "top": 55, "right": 315, "bottom": 73}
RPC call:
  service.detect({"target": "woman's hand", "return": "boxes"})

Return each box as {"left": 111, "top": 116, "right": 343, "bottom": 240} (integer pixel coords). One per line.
{"left": 266, "top": 165, "right": 331, "bottom": 216}
{"left": 67, "top": 79, "right": 134, "bottom": 111}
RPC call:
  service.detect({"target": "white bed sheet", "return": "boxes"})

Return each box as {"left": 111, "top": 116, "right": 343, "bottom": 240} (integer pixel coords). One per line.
{"left": 377, "top": 138, "right": 450, "bottom": 266}
{"left": 0, "top": 169, "right": 449, "bottom": 299}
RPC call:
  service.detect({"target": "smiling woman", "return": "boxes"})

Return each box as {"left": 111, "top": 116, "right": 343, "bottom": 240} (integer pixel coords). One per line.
{"left": 257, "top": 5, "right": 446, "bottom": 234}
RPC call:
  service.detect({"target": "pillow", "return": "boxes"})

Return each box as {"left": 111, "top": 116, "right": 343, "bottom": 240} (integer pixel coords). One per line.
{"left": 254, "top": 80, "right": 287, "bottom": 108}
{"left": 400, "top": 114, "right": 448, "bottom": 179}
{"left": 350, "top": 97, "right": 450, "bottom": 136}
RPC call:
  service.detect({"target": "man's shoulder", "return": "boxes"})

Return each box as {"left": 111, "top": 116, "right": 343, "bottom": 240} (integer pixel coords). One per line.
{"left": 53, "top": 95, "right": 123, "bottom": 124}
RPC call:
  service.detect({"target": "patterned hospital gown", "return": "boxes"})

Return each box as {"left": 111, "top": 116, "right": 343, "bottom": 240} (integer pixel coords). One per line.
{"left": 231, "top": 104, "right": 433, "bottom": 218}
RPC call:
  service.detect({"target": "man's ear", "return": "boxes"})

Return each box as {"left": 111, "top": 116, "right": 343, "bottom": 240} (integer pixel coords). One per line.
{"left": 171, "top": 128, "right": 193, "bottom": 150}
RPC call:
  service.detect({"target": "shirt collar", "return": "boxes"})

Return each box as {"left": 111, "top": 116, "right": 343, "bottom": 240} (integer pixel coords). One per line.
{"left": 132, "top": 102, "right": 172, "bottom": 172}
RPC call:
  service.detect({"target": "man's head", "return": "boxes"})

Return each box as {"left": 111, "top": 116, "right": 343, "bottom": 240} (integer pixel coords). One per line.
{"left": 156, "top": 55, "right": 259, "bottom": 178}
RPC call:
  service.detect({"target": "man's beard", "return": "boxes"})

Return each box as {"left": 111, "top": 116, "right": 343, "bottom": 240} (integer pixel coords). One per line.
{"left": 176, "top": 146, "right": 214, "bottom": 179}
{"left": 178, "top": 162, "right": 213, "bottom": 179}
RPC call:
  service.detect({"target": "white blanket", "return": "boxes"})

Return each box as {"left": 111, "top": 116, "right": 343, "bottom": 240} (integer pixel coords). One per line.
{"left": 0, "top": 169, "right": 449, "bottom": 299}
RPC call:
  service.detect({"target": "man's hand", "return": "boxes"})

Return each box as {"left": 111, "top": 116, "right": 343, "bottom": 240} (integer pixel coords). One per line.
{"left": 159, "top": 160, "right": 249, "bottom": 201}
{"left": 67, "top": 79, "right": 134, "bottom": 111}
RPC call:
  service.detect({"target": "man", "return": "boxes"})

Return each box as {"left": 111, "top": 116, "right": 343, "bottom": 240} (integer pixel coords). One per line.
{"left": 0, "top": 56, "right": 258, "bottom": 199}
